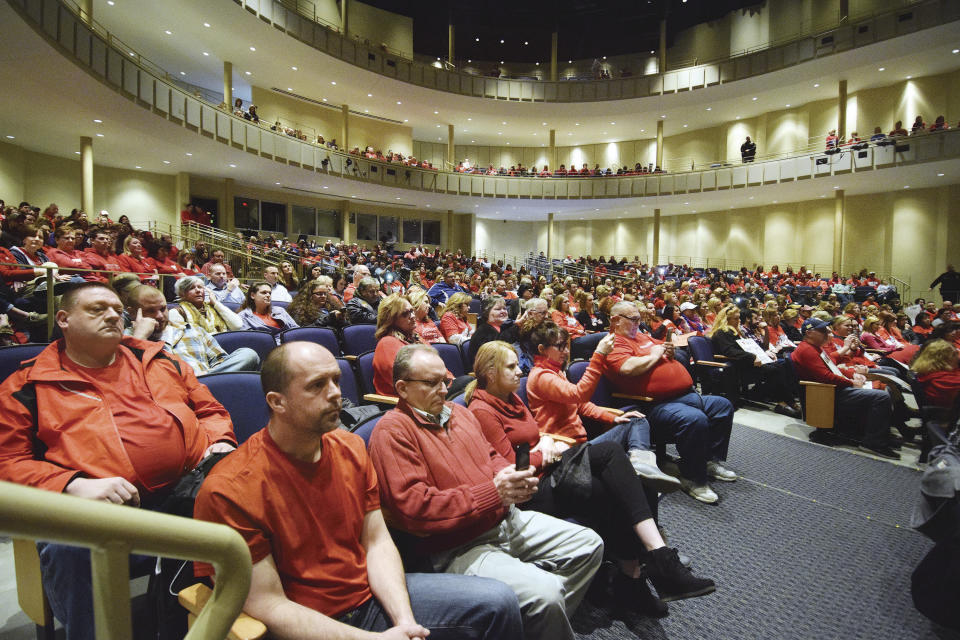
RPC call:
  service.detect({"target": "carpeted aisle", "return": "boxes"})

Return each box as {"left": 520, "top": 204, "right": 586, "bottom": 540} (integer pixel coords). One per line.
{"left": 570, "top": 424, "right": 960, "bottom": 640}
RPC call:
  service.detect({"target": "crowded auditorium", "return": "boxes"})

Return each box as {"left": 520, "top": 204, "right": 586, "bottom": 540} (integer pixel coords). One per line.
{"left": 2, "top": 0, "right": 960, "bottom": 638}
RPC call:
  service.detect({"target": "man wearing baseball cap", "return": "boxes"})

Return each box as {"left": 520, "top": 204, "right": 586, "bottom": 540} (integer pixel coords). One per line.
{"left": 790, "top": 317, "right": 899, "bottom": 458}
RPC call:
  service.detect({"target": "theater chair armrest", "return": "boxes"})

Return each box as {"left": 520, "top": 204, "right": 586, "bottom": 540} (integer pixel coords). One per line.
{"left": 713, "top": 354, "right": 733, "bottom": 361}
{"left": 694, "top": 360, "right": 729, "bottom": 368}
{"left": 364, "top": 393, "right": 399, "bottom": 405}
{"left": 544, "top": 433, "right": 579, "bottom": 445}
{"left": 344, "top": 355, "right": 358, "bottom": 361}
{"left": 798, "top": 381, "right": 836, "bottom": 389}
{"left": 178, "top": 583, "right": 267, "bottom": 640}
{"left": 864, "top": 349, "right": 885, "bottom": 354}
{"left": 600, "top": 406, "right": 625, "bottom": 416}
{"left": 612, "top": 392, "right": 654, "bottom": 403}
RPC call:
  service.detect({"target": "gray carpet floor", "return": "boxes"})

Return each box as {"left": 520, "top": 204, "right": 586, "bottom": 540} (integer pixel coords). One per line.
{"left": 570, "top": 425, "right": 960, "bottom": 640}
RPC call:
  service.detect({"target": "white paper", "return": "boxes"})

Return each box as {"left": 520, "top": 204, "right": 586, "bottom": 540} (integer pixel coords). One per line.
{"left": 737, "top": 338, "right": 774, "bottom": 364}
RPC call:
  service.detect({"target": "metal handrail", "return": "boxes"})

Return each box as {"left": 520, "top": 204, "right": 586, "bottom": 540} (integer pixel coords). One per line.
{"left": 0, "top": 480, "right": 251, "bottom": 640}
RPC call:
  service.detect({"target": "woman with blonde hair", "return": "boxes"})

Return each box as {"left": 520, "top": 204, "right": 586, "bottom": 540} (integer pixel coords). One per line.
{"left": 912, "top": 339, "right": 960, "bottom": 408}
{"left": 466, "top": 340, "right": 715, "bottom": 612}
{"left": 438, "top": 291, "right": 474, "bottom": 344}
{"left": 861, "top": 314, "right": 918, "bottom": 364}
{"left": 372, "top": 293, "right": 421, "bottom": 395}
{"left": 406, "top": 288, "right": 445, "bottom": 344}
{"left": 550, "top": 294, "right": 585, "bottom": 339}
{"left": 116, "top": 235, "right": 156, "bottom": 281}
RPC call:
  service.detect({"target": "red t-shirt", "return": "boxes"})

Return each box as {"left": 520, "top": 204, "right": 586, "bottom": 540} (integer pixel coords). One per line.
{"left": 414, "top": 319, "right": 445, "bottom": 344}
{"left": 603, "top": 333, "right": 693, "bottom": 401}
{"left": 59, "top": 349, "right": 185, "bottom": 493}
{"left": 194, "top": 428, "right": 379, "bottom": 617}
{"left": 439, "top": 313, "right": 470, "bottom": 341}
{"left": 253, "top": 312, "right": 280, "bottom": 329}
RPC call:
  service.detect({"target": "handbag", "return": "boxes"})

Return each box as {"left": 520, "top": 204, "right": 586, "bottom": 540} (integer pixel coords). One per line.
{"left": 549, "top": 443, "right": 592, "bottom": 503}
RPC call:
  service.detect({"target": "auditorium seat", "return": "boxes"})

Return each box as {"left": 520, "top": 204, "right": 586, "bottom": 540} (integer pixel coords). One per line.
{"left": 342, "top": 325, "right": 377, "bottom": 358}
{"left": 0, "top": 344, "right": 47, "bottom": 383}
{"left": 433, "top": 343, "right": 466, "bottom": 377}
{"left": 214, "top": 330, "right": 276, "bottom": 363}
{"left": 279, "top": 326, "right": 341, "bottom": 356}
{"left": 198, "top": 372, "right": 269, "bottom": 443}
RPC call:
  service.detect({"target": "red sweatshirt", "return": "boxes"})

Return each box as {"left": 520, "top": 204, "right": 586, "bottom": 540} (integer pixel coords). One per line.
{"left": 791, "top": 341, "right": 853, "bottom": 387}
{"left": 468, "top": 388, "right": 544, "bottom": 472}
{"left": 369, "top": 400, "right": 509, "bottom": 554}
{"left": 917, "top": 369, "right": 960, "bottom": 408}
{"left": 527, "top": 352, "right": 615, "bottom": 443}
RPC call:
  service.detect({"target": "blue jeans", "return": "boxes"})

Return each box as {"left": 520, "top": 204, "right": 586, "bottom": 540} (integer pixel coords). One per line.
{"left": 589, "top": 417, "right": 651, "bottom": 452}
{"left": 646, "top": 392, "right": 735, "bottom": 484}
{"left": 208, "top": 346, "right": 260, "bottom": 373}
{"left": 339, "top": 573, "right": 523, "bottom": 639}
{"left": 37, "top": 542, "right": 155, "bottom": 640}
{"left": 835, "top": 386, "right": 892, "bottom": 448}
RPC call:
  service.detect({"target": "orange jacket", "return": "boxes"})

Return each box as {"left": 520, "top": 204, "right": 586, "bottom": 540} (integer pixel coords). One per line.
{"left": 0, "top": 338, "right": 235, "bottom": 493}
{"left": 527, "top": 351, "right": 615, "bottom": 443}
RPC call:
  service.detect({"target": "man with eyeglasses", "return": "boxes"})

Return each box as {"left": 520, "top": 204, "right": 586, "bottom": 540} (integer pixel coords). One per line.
{"left": 602, "top": 301, "right": 735, "bottom": 505}
{"left": 370, "top": 344, "right": 603, "bottom": 640}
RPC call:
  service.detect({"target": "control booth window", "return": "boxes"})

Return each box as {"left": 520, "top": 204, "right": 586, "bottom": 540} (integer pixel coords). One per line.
{"left": 356, "top": 213, "right": 378, "bottom": 241}
{"left": 292, "top": 205, "right": 317, "bottom": 237}
{"left": 422, "top": 220, "right": 441, "bottom": 246}
{"left": 234, "top": 197, "right": 260, "bottom": 236}
{"left": 316, "top": 209, "right": 340, "bottom": 238}
{"left": 402, "top": 218, "right": 421, "bottom": 244}
{"left": 261, "top": 201, "right": 286, "bottom": 234}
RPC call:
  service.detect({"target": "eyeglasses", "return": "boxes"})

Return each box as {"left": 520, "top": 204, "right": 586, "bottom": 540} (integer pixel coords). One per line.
{"left": 404, "top": 377, "right": 447, "bottom": 389}
{"left": 547, "top": 342, "right": 569, "bottom": 351}
{"left": 614, "top": 315, "right": 641, "bottom": 323}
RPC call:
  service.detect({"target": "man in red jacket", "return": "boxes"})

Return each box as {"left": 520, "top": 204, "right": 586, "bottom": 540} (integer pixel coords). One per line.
{"left": 0, "top": 281, "right": 236, "bottom": 640}
{"left": 790, "top": 318, "right": 898, "bottom": 458}
{"left": 370, "top": 344, "right": 603, "bottom": 640}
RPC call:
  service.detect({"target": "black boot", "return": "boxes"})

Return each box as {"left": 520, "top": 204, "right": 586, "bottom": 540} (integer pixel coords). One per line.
{"left": 611, "top": 571, "right": 669, "bottom": 618}
{"left": 644, "top": 547, "right": 716, "bottom": 602}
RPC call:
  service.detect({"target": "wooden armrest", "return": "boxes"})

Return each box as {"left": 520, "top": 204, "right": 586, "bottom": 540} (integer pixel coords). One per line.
{"left": 544, "top": 433, "right": 578, "bottom": 445}
{"left": 364, "top": 393, "right": 399, "bottom": 405}
{"left": 612, "top": 392, "right": 654, "bottom": 402}
{"left": 864, "top": 349, "right": 885, "bottom": 354}
{"left": 694, "top": 360, "right": 729, "bottom": 368}
{"left": 178, "top": 584, "right": 267, "bottom": 640}
{"left": 713, "top": 354, "right": 733, "bottom": 361}
{"left": 344, "top": 355, "right": 357, "bottom": 361}
{"left": 799, "top": 380, "right": 836, "bottom": 389}
{"left": 600, "top": 406, "right": 624, "bottom": 416}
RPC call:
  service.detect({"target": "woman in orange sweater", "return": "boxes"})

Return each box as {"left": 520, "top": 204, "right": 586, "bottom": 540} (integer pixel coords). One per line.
{"left": 526, "top": 321, "right": 679, "bottom": 492}
{"left": 466, "top": 340, "right": 715, "bottom": 611}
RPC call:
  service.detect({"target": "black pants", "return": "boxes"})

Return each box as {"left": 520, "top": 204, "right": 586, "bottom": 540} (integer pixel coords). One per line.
{"left": 521, "top": 440, "right": 654, "bottom": 561}
{"left": 737, "top": 359, "right": 795, "bottom": 404}
{"left": 941, "top": 290, "right": 960, "bottom": 304}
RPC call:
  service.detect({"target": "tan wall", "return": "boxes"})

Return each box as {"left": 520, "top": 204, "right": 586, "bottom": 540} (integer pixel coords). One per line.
{"left": 348, "top": 0, "right": 414, "bottom": 58}
{"left": 349, "top": 116, "right": 413, "bottom": 157}
{"left": 475, "top": 218, "right": 547, "bottom": 263}
{"left": 0, "top": 142, "right": 177, "bottom": 229}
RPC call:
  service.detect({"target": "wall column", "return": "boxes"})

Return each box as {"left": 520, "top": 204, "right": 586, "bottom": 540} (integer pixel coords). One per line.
{"left": 341, "top": 104, "right": 349, "bottom": 151}
{"left": 447, "top": 124, "right": 455, "bottom": 169}
{"left": 550, "top": 31, "right": 558, "bottom": 82}
{"left": 833, "top": 189, "right": 845, "bottom": 273}
{"left": 80, "top": 136, "right": 94, "bottom": 216}
{"left": 223, "top": 61, "right": 232, "bottom": 108}
{"left": 223, "top": 178, "right": 235, "bottom": 232}
{"left": 549, "top": 129, "right": 556, "bottom": 170}
{"left": 340, "top": 200, "right": 351, "bottom": 244}
{"left": 652, "top": 208, "right": 661, "bottom": 266}
{"left": 837, "top": 79, "right": 848, "bottom": 141}
{"left": 658, "top": 19, "right": 667, "bottom": 72}
{"left": 547, "top": 213, "right": 554, "bottom": 260}
{"left": 656, "top": 120, "right": 664, "bottom": 169}
{"left": 175, "top": 172, "right": 190, "bottom": 225}
{"left": 340, "top": 0, "right": 348, "bottom": 35}
{"left": 447, "top": 23, "right": 455, "bottom": 64}
{"left": 78, "top": 0, "right": 91, "bottom": 24}
{"left": 839, "top": 0, "right": 849, "bottom": 22}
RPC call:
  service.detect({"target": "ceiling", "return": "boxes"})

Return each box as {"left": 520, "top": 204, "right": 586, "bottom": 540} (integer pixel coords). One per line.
{"left": 1, "top": 0, "right": 959, "bottom": 224}
{"left": 81, "top": 0, "right": 960, "bottom": 149}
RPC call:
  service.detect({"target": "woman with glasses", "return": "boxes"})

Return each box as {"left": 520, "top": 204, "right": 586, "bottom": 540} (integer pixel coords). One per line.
{"left": 238, "top": 280, "right": 299, "bottom": 343}
{"left": 286, "top": 276, "right": 347, "bottom": 328}
{"left": 466, "top": 340, "right": 715, "bottom": 614}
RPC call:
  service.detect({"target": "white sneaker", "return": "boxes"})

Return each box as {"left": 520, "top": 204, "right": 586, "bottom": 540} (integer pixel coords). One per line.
{"left": 628, "top": 449, "right": 682, "bottom": 493}
{"left": 679, "top": 477, "right": 719, "bottom": 504}
{"left": 706, "top": 461, "right": 738, "bottom": 482}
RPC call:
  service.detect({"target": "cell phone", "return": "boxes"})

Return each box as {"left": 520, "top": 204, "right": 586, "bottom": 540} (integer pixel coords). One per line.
{"left": 513, "top": 442, "right": 530, "bottom": 471}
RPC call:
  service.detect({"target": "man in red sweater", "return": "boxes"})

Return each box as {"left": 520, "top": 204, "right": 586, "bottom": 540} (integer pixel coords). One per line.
{"left": 370, "top": 344, "right": 603, "bottom": 640}
{"left": 82, "top": 229, "right": 123, "bottom": 282}
{"left": 790, "top": 318, "right": 899, "bottom": 458}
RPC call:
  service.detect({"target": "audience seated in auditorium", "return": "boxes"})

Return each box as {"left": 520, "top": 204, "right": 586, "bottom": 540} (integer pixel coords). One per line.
{"left": 369, "top": 343, "right": 603, "bottom": 640}
{"left": 438, "top": 291, "right": 474, "bottom": 345}
{"left": 238, "top": 280, "right": 298, "bottom": 341}
{"left": 0, "top": 282, "right": 236, "bottom": 640}
{"left": 889, "top": 120, "right": 908, "bottom": 137}
{"left": 469, "top": 295, "right": 520, "bottom": 366}
{"left": 345, "top": 276, "right": 381, "bottom": 325}
{"left": 263, "top": 265, "right": 293, "bottom": 303}
{"left": 286, "top": 275, "right": 347, "bottom": 328}
{"left": 406, "top": 288, "right": 444, "bottom": 344}
{"left": 603, "top": 301, "right": 736, "bottom": 504}
{"left": 204, "top": 262, "right": 244, "bottom": 305}
{"left": 467, "top": 340, "right": 715, "bottom": 614}
{"left": 550, "top": 294, "right": 585, "bottom": 339}
{"left": 169, "top": 275, "right": 243, "bottom": 334}
{"left": 194, "top": 342, "right": 523, "bottom": 640}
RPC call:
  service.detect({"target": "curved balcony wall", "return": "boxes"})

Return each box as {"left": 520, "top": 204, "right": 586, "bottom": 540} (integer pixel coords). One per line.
{"left": 12, "top": 0, "right": 960, "bottom": 208}
{"left": 237, "top": 0, "right": 959, "bottom": 103}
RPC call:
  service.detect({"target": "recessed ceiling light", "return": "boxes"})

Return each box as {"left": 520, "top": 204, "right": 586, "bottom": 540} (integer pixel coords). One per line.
{"left": 471, "top": 140, "right": 475, "bottom": 143}
{"left": 524, "top": 41, "right": 529, "bottom": 45}
{"left": 785, "top": 104, "right": 790, "bottom": 107}
{"left": 74, "top": 151, "right": 80, "bottom": 155}
{"left": 322, "top": 186, "right": 328, "bottom": 189}
{"left": 364, "top": 109, "right": 369, "bottom": 113}
{"left": 275, "top": 182, "right": 281, "bottom": 185}
{"left": 878, "top": 67, "right": 885, "bottom": 71}
{"left": 640, "top": 129, "right": 645, "bottom": 132}
{"left": 162, "top": 160, "right": 170, "bottom": 164}
{"left": 434, "top": 111, "right": 439, "bottom": 114}
{"left": 135, "top": 165, "right": 141, "bottom": 169}
{"left": 202, "top": 52, "right": 209, "bottom": 56}
{"left": 814, "top": 83, "right": 820, "bottom": 88}
{"left": 735, "top": 116, "right": 741, "bottom": 120}
{"left": 661, "top": 114, "right": 666, "bottom": 118}
{"left": 903, "top": 185, "right": 910, "bottom": 189}
{"left": 610, "top": 122, "right": 616, "bottom": 125}
{"left": 96, "top": 133, "right": 104, "bottom": 137}
{"left": 436, "top": 124, "right": 441, "bottom": 128}
{"left": 748, "top": 196, "right": 754, "bottom": 200}
{"left": 502, "top": 121, "right": 507, "bottom": 125}
{"left": 467, "top": 59, "right": 471, "bottom": 63}
{"left": 500, "top": 39, "right": 504, "bottom": 43}
{"left": 331, "top": 81, "right": 336, "bottom": 85}
{"left": 129, "top": 52, "right": 135, "bottom": 56}
{"left": 568, "top": 59, "right": 572, "bottom": 63}
{"left": 164, "top": 30, "right": 172, "bottom": 35}
{"left": 683, "top": 124, "right": 688, "bottom": 128}
{"left": 249, "top": 46, "right": 256, "bottom": 51}
{"left": 245, "top": 71, "right": 251, "bottom": 75}
{"left": 107, "top": 1, "right": 114, "bottom": 5}
{"left": 5, "top": 135, "right": 13, "bottom": 139}
{"left": 567, "top": 132, "right": 572, "bottom": 135}
{"left": 292, "top": 66, "right": 298, "bottom": 71}
{"left": 203, "top": 22, "right": 210, "bottom": 27}
{"left": 351, "top": 195, "right": 356, "bottom": 198}
{"left": 506, "top": 142, "right": 510, "bottom": 145}
{"left": 93, "top": 119, "right": 102, "bottom": 123}
{"left": 403, "top": 119, "right": 408, "bottom": 122}
{"left": 953, "top": 49, "right": 959, "bottom": 54}
{"left": 497, "top": 132, "right": 502, "bottom": 135}
{"left": 752, "top": 96, "right": 757, "bottom": 101}
{"left": 288, "top": 88, "right": 293, "bottom": 91}
{"left": 475, "top": 37, "right": 479, "bottom": 42}
{"left": 185, "top": 152, "right": 192, "bottom": 156}
{"left": 396, "top": 100, "right": 401, "bottom": 104}
{"left": 705, "top": 107, "right": 711, "bottom": 111}
{"left": 602, "top": 131, "right": 607, "bottom": 134}
{"left": 426, "top": 204, "right": 431, "bottom": 207}
{"left": 575, "top": 122, "right": 580, "bottom": 126}
{"left": 906, "top": 75, "right": 912, "bottom": 79}
{"left": 937, "top": 172, "right": 945, "bottom": 176}
{"left": 228, "top": 163, "right": 236, "bottom": 168}
{"left": 367, "top": 93, "right": 372, "bottom": 97}
{"left": 180, "top": 71, "right": 186, "bottom": 76}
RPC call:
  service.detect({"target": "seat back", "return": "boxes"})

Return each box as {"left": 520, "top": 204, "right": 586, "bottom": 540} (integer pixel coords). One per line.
{"left": 460, "top": 338, "right": 474, "bottom": 373}
{"left": 272, "top": 300, "right": 290, "bottom": 309}
{"left": 356, "top": 351, "right": 377, "bottom": 396}
{"left": 198, "top": 372, "right": 269, "bottom": 444}
{"left": 433, "top": 343, "right": 466, "bottom": 377}
{"left": 450, "top": 391, "right": 468, "bottom": 408}
{"left": 567, "top": 358, "right": 633, "bottom": 409}
{"left": 280, "top": 327, "right": 341, "bottom": 356}
{"left": 468, "top": 298, "right": 482, "bottom": 314}
{"left": 570, "top": 332, "right": 607, "bottom": 361}
{"left": 337, "top": 358, "right": 360, "bottom": 406}
{"left": 352, "top": 411, "right": 385, "bottom": 446}
{"left": 516, "top": 376, "right": 529, "bottom": 408}
{"left": 222, "top": 301, "right": 241, "bottom": 313}
{"left": 687, "top": 336, "right": 715, "bottom": 362}
{"left": 0, "top": 343, "right": 47, "bottom": 384}
{"left": 342, "top": 325, "right": 377, "bottom": 357}
{"left": 214, "top": 330, "right": 276, "bottom": 362}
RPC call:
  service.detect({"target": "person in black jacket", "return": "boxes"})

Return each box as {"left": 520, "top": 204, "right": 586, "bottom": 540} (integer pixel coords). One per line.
{"left": 468, "top": 295, "right": 521, "bottom": 366}
{"left": 708, "top": 305, "right": 800, "bottom": 417}
{"left": 740, "top": 136, "right": 756, "bottom": 163}
{"left": 575, "top": 290, "right": 606, "bottom": 332}
{"left": 345, "top": 277, "right": 381, "bottom": 324}
{"left": 930, "top": 265, "right": 960, "bottom": 304}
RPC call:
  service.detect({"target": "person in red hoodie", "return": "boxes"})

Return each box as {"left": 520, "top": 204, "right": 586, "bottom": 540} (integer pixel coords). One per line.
{"left": 790, "top": 318, "right": 899, "bottom": 458}
{"left": 370, "top": 344, "right": 603, "bottom": 640}
{"left": 911, "top": 339, "right": 960, "bottom": 408}
{"left": 467, "top": 340, "right": 714, "bottom": 613}
{"left": 82, "top": 229, "right": 123, "bottom": 282}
